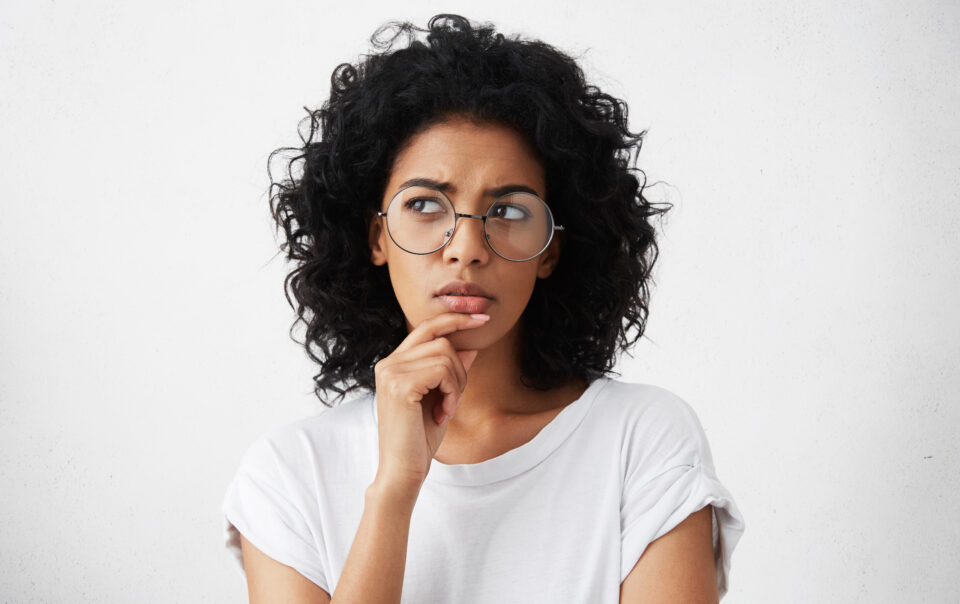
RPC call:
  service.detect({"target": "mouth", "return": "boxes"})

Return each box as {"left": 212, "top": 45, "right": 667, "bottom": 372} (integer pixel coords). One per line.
{"left": 435, "top": 280, "right": 492, "bottom": 298}
{"left": 435, "top": 294, "right": 493, "bottom": 314}
{"left": 434, "top": 280, "right": 494, "bottom": 314}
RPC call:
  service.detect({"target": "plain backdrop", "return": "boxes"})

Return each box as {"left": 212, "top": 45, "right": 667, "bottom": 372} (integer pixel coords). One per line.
{"left": 2, "top": 1, "right": 958, "bottom": 602}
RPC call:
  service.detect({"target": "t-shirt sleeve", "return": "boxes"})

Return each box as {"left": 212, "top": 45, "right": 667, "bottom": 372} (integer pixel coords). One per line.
{"left": 619, "top": 391, "right": 744, "bottom": 599}
{"left": 222, "top": 433, "right": 330, "bottom": 593}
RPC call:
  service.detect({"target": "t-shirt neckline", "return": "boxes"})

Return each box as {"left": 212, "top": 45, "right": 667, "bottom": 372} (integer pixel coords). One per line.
{"left": 371, "top": 376, "right": 610, "bottom": 487}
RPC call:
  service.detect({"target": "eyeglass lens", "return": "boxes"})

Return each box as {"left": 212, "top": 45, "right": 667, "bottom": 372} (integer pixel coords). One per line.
{"left": 385, "top": 186, "right": 554, "bottom": 261}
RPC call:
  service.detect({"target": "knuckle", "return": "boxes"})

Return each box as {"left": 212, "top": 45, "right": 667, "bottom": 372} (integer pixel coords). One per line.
{"left": 438, "top": 337, "right": 456, "bottom": 355}
{"left": 386, "top": 380, "right": 404, "bottom": 400}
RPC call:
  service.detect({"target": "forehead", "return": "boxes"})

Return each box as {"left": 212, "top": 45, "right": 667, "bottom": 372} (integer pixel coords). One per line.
{"left": 385, "top": 118, "right": 545, "bottom": 199}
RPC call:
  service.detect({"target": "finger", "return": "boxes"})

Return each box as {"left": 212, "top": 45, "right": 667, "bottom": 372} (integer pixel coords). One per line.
{"left": 424, "top": 362, "right": 461, "bottom": 426}
{"left": 424, "top": 348, "right": 476, "bottom": 420}
{"left": 433, "top": 398, "right": 448, "bottom": 426}
{"left": 391, "top": 336, "right": 476, "bottom": 391}
{"left": 439, "top": 352, "right": 475, "bottom": 421}
{"left": 394, "top": 353, "right": 467, "bottom": 396}
{"left": 395, "top": 312, "right": 490, "bottom": 354}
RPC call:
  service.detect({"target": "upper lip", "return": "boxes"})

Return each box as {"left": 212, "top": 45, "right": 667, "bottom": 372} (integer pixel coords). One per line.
{"left": 435, "top": 280, "right": 492, "bottom": 298}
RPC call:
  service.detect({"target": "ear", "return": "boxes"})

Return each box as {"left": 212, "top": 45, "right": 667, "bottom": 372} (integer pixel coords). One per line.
{"left": 535, "top": 232, "right": 562, "bottom": 279}
{"left": 368, "top": 214, "right": 388, "bottom": 266}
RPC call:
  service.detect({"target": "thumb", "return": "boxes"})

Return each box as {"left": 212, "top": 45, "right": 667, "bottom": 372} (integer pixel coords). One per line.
{"left": 457, "top": 349, "right": 479, "bottom": 373}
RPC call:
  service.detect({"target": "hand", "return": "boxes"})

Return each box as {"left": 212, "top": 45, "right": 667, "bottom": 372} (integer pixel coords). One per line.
{"left": 372, "top": 312, "right": 490, "bottom": 493}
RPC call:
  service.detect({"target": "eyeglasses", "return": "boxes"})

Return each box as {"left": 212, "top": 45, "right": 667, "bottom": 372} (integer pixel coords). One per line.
{"left": 376, "top": 185, "right": 564, "bottom": 262}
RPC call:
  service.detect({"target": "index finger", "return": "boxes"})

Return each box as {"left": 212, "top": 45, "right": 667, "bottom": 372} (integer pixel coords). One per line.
{"left": 395, "top": 312, "right": 491, "bottom": 353}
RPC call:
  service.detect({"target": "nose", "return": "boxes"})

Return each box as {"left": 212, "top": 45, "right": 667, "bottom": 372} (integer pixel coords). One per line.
{"left": 441, "top": 214, "right": 490, "bottom": 266}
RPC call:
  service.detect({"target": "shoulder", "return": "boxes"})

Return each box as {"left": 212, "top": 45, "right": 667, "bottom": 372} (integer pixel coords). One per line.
{"left": 236, "top": 391, "right": 377, "bottom": 478}
{"left": 588, "top": 378, "right": 714, "bottom": 473}
{"left": 222, "top": 395, "right": 377, "bottom": 595}
{"left": 598, "top": 379, "right": 744, "bottom": 595}
{"left": 591, "top": 378, "right": 698, "bottom": 417}
{"left": 591, "top": 379, "right": 706, "bottom": 444}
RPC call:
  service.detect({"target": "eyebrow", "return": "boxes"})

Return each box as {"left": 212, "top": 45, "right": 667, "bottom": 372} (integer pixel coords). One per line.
{"left": 396, "top": 177, "right": 542, "bottom": 198}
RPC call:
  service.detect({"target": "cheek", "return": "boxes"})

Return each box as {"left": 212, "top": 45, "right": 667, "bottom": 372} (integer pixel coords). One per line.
{"left": 386, "top": 260, "right": 417, "bottom": 303}
{"left": 385, "top": 256, "right": 434, "bottom": 328}
{"left": 504, "top": 269, "right": 540, "bottom": 305}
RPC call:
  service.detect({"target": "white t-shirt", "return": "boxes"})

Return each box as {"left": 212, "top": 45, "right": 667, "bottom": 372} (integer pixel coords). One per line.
{"left": 222, "top": 377, "right": 744, "bottom": 601}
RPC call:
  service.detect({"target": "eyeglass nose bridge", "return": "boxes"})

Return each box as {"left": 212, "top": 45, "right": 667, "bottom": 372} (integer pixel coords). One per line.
{"left": 442, "top": 212, "right": 489, "bottom": 241}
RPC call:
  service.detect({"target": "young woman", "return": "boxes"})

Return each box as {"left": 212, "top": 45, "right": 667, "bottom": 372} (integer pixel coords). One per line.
{"left": 223, "top": 14, "right": 743, "bottom": 603}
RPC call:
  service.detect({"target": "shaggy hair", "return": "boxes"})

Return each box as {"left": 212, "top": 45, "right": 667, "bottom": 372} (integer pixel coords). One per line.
{"left": 269, "top": 14, "right": 670, "bottom": 405}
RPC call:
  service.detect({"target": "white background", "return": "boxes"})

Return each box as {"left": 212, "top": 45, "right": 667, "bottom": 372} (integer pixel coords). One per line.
{"left": 2, "top": 1, "right": 958, "bottom": 602}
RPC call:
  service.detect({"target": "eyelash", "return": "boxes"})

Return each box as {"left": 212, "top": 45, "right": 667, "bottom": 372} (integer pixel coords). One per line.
{"left": 404, "top": 199, "right": 530, "bottom": 219}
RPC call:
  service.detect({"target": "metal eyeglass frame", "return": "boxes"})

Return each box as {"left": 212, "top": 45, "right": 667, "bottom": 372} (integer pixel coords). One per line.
{"left": 376, "top": 187, "right": 565, "bottom": 262}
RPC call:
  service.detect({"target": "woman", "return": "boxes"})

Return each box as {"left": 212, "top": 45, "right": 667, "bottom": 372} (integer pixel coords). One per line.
{"left": 223, "top": 14, "right": 743, "bottom": 603}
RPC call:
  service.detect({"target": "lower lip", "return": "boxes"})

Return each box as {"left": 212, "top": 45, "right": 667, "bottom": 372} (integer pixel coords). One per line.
{"left": 436, "top": 295, "right": 493, "bottom": 314}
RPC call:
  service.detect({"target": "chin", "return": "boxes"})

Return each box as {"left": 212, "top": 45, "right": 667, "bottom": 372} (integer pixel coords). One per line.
{"left": 445, "top": 326, "right": 495, "bottom": 351}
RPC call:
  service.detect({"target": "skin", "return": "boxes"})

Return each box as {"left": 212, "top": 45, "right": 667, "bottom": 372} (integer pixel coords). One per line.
{"left": 239, "top": 116, "right": 718, "bottom": 603}
{"left": 368, "top": 117, "right": 590, "bottom": 463}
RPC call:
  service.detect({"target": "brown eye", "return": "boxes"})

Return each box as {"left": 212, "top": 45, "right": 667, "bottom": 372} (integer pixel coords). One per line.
{"left": 404, "top": 198, "right": 446, "bottom": 213}
{"left": 489, "top": 203, "right": 531, "bottom": 220}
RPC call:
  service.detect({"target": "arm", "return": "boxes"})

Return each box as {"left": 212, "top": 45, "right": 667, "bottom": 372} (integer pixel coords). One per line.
{"left": 241, "top": 535, "right": 331, "bottom": 604}
{"left": 239, "top": 313, "right": 483, "bottom": 603}
{"left": 329, "top": 479, "right": 419, "bottom": 603}
{"left": 620, "top": 506, "right": 718, "bottom": 604}
{"left": 240, "top": 479, "right": 419, "bottom": 604}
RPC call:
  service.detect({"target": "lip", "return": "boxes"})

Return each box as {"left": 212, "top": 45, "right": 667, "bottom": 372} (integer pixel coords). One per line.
{"left": 435, "top": 280, "right": 493, "bottom": 298}
{"left": 436, "top": 295, "right": 493, "bottom": 314}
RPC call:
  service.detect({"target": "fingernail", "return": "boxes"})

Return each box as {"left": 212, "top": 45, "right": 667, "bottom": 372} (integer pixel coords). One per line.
{"left": 438, "top": 413, "right": 449, "bottom": 425}
{"left": 470, "top": 313, "right": 490, "bottom": 321}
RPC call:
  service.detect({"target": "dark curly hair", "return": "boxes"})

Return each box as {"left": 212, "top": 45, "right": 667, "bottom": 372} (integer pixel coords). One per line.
{"left": 269, "top": 14, "right": 670, "bottom": 405}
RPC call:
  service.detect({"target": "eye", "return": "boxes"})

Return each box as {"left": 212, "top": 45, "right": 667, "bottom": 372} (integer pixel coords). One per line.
{"left": 403, "top": 198, "right": 446, "bottom": 214}
{"left": 489, "top": 203, "right": 530, "bottom": 220}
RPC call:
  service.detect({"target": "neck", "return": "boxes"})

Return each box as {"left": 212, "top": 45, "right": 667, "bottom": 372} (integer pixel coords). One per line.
{"left": 445, "top": 319, "right": 580, "bottom": 435}
{"left": 436, "top": 325, "right": 590, "bottom": 464}
{"left": 453, "top": 326, "right": 528, "bottom": 424}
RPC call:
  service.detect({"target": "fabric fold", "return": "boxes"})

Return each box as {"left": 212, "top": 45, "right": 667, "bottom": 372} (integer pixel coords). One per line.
{"left": 620, "top": 461, "right": 744, "bottom": 598}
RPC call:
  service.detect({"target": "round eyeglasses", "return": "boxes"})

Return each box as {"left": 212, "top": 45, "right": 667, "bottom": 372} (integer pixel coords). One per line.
{"left": 376, "top": 185, "right": 564, "bottom": 262}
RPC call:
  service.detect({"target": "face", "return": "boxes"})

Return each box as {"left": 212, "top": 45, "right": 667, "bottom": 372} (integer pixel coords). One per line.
{"left": 368, "top": 117, "right": 562, "bottom": 352}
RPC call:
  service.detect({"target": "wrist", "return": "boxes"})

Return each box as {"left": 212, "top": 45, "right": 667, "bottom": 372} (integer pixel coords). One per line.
{"left": 367, "top": 474, "right": 422, "bottom": 509}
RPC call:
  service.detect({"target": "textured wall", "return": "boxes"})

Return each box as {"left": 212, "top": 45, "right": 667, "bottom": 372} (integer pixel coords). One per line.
{"left": 1, "top": 1, "right": 957, "bottom": 602}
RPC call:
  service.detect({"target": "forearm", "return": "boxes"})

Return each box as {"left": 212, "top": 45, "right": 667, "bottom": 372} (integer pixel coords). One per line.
{"left": 331, "top": 479, "right": 420, "bottom": 604}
